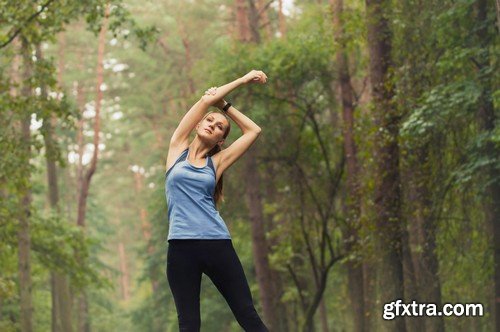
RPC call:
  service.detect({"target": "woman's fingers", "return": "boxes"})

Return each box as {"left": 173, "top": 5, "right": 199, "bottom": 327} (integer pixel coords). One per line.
{"left": 248, "top": 71, "right": 265, "bottom": 83}
{"left": 253, "top": 71, "right": 267, "bottom": 83}
{"left": 205, "top": 87, "right": 217, "bottom": 95}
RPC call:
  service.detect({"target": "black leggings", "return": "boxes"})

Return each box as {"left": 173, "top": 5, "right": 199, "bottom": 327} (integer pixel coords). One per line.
{"left": 166, "top": 239, "right": 269, "bottom": 332}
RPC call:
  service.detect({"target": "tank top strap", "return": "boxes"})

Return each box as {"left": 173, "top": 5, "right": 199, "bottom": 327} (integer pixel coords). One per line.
{"left": 207, "top": 155, "right": 216, "bottom": 177}
{"left": 165, "top": 147, "right": 189, "bottom": 178}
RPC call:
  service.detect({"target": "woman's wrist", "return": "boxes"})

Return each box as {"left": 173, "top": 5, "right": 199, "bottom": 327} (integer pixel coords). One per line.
{"left": 214, "top": 99, "right": 226, "bottom": 110}
{"left": 237, "top": 77, "right": 246, "bottom": 85}
{"left": 217, "top": 100, "right": 230, "bottom": 111}
{"left": 222, "top": 102, "right": 232, "bottom": 113}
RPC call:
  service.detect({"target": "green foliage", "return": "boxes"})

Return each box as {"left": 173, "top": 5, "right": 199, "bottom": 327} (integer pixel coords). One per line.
{"left": 400, "top": 81, "right": 483, "bottom": 142}
{"left": 0, "top": 0, "right": 157, "bottom": 50}
{"left": 31, "top": 212, "right": 110, "bottom": 290}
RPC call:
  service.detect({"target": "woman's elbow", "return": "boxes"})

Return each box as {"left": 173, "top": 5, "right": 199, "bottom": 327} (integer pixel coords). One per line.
{"left": 243, "top": 127, "right": 261, "bottom": 136}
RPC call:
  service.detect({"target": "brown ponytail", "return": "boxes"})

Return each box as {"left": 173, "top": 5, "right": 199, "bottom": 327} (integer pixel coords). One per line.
{"left": 204, "top": 111, "right": 231, "bottom": 206}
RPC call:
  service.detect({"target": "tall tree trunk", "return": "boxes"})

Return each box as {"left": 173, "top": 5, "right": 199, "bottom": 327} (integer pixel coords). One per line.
{"left": 247, "top": 0, "right": 262, "bottom": 44}
{"left": 330, "top": 0, "right": 366, "bottom": 331}
{"left": 404, "top": 144, "right": 443, "bottom": 332}
{"left": 235, "top": 0, "right": 251, "bottom": 42}
{"left": 36, "top": 44, "right": 74, "bottom": 332}
{"left": 237, "top": 2, "right": 282, "bottom": 330}
{"left": 76, "top": 78, "right": 85, "bottom": 207}
{"left": 118, "top": 242, "right": 130, "bottom": 301}
{"left": 74, "top": 59, "right": 86, "bottom": 332}
{"left": 257, "top": 0, "right": 273, "bottom": 40}
{"left": 55, "top": 36, "right": 74, "bottom": 330}
{"left": 318, "top": 298, "right": 329, "bottom": 332}
{"left": 474, "top": 0, "right": 500, "bottom": 329}
{"left": 176, "top": 20, "right": 196, "bottom": 95}
{"left": 76, "top": 4, "right": 108, "bottom": 228}
{"left": 244, "top": 146, "right": 279, "bottom": 331}
{"left": 496, "top": 0, "right": 500, "bottom": 33}
{"left": 401, "top": 211, "right": 419, "bottom": 332}
{"left": 18, "top": 35, "right": 34, "bottom": 332}
{"left": 362, "top": 261, "right": 376, "bottom": 328}
{"left": 365, "top": 0, "right": 406, "bottom": 331}
{"left": 133, "top": 171, "right": 159, "bottom": 293}
{"left": 278, "top": 0, "right": 287, "bottom": 37}
{"left": 76, "top": 5, "right": 109, "bottom": 332}
{"left": 264, "top": 164, "right": 290, "bottom": 332}
{"left": 401, "top": 166, "right": 424, "bottom": 332}
{"left": 289, "top": 174, "right": 314, "bottom": 332}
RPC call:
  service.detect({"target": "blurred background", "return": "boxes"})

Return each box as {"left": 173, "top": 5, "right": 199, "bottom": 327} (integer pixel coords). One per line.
{"left": 1, "top": 0, "right": 498, "bottom": 331}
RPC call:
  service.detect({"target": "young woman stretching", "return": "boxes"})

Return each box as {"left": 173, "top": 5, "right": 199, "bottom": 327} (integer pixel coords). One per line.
{"left": 165, "top": 70, "right": 269, "bottom": 331}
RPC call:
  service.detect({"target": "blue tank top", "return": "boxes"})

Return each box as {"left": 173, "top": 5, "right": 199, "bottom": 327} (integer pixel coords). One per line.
{"left": 164, "top": 147, "right": 231, "bottom": 241}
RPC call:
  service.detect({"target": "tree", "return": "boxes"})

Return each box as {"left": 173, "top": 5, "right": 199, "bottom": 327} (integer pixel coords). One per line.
{"left": 330, "top": 0, "right": 367, "bottom": 330}
{"left": 365, "top": 0, "right": 406, "bottom": 330}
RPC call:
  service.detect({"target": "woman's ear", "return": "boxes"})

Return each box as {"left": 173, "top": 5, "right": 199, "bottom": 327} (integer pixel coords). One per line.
{"left": 217, "top": 139, "right": 225, "bottom": 147}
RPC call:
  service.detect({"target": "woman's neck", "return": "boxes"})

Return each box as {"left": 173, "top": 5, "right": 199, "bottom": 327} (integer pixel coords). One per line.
{"left": 189, "top": 137, "right": 212, "bottom": 160}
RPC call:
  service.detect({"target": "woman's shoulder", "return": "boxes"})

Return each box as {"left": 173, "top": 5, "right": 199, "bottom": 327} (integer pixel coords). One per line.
{"left": 210, "top": 150, "right": 223, "bottom": 170}
{"left": 165, "top": 144, "right": 189, "bottom": 174}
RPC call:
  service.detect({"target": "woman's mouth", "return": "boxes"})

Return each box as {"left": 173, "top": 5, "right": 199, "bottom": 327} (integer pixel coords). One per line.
{"left": 204, "top": 129, "right": 212, "bottom": 134}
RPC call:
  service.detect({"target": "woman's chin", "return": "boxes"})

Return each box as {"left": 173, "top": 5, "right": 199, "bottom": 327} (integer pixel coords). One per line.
{"left": 198, "top": 133, "right": 217, "bottom": 144}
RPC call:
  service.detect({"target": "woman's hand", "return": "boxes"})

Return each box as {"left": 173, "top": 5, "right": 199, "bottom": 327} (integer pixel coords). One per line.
{"left": 204, "top": 87, "right": 225, "bottom": 109}
{"left": 241, "top": 70, "right": 267, "bottom": 84}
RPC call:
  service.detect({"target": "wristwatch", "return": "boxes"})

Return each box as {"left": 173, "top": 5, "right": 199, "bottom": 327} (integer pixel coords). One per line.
{"left": 222, "top": 102, "right": 232, "bottom": 113}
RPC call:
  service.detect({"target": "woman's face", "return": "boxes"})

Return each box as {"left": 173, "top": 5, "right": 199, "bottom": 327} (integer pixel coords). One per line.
{"left": 197, "top": 113, "right": 229, "bottom": 144}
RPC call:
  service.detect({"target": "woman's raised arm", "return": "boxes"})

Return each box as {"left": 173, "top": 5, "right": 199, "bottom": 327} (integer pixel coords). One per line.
{"left": 209, "top": 70, "right": 268, "bottom": 178}
{"left": 168, "top": 70, "right": 267, "bottom": 148}
{"left": 166, "top": 70, "right": 266, "bottom": 172}
{"left": 169, "top": 77, "right": 244, "bottom": 147}
{"left": 166, "top": 77, "right": 246, "bottom": 173}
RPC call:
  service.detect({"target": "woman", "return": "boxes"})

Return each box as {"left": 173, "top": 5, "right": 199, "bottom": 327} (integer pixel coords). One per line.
{"left": 165, "top": 70, "right": 270, "bottom": 331}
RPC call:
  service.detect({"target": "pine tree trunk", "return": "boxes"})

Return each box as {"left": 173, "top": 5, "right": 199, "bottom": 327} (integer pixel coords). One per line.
{"left": 76, "top": 5, "right": 109, "bottom": 331}
{"left": 401, "top": 174, "right": 423, "bottom": 332}
{"left": 318, "top": 298, "right": 329, "bottom": 332}
{"left": 76, "top": 76, "right": 85, "bottom": 208}
{"left": 235, "top": 0, "right": 251, "bottom": 41}
{"left": 237, "top": 2, "right": 281, "bottom": 330}
{"left": 278, "top": 0, "right": 287, "bottom": 37}
{"left": 55, "top": 33, "right": 74, "bottom": 332}
{"left": 247, "top": 0, "right": 261, "bottom": 44}
{"left": 74, "top": 68, "right": 86, "bottom": 332}
{"left": 406, "top": 144, "right": 443, "bottom": 332}
{"left": 18, "top": 35, "right": 34, "bottom": 332}
{"left": 76, "top": 3, "right": 108, "bottom": 229}
{"left": 133, "top": 171, "right": 159, "bottom": 293}
{"left": 264, "top": 164, "right": 290, "bottom": 332}
{"left": 365, "top": 0, "right": 406, "bottom": 330}
{"left": 37, "top": 43, "right": 74, "bottom": 332}
{"left": 244, "top": 146, "right": 278, "bottom": 331}
{"left": 362, "top": 261, "right": 376, "bottom": 328}
{"left": 257, "top": 0, "right": 273, "bottom": 40}
{"left": 176, "top": 20, "right": 196, "bottom": 95}
{"left": 118, "top": 242, "right": 130, "bottom": 301}
{"left": 474, "top": 0, "right": 500, "bottom": 329}
{"left": 330, "top": 0, "right": 366, "bottom": 330}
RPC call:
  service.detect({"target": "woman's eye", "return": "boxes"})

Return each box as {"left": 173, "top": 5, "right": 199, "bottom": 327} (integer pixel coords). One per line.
{"left": 218, "top": 126, "right": 222, "bottom": 130}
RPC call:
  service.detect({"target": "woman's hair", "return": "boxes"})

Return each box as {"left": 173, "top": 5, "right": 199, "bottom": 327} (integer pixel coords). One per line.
{"left": 202, "top": 111, "right": 231, "bottom": 206}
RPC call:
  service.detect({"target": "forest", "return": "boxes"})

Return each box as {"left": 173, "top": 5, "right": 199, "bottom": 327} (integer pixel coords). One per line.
{"left": 0, "top": 0, "right": 498, "bottom": 331}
